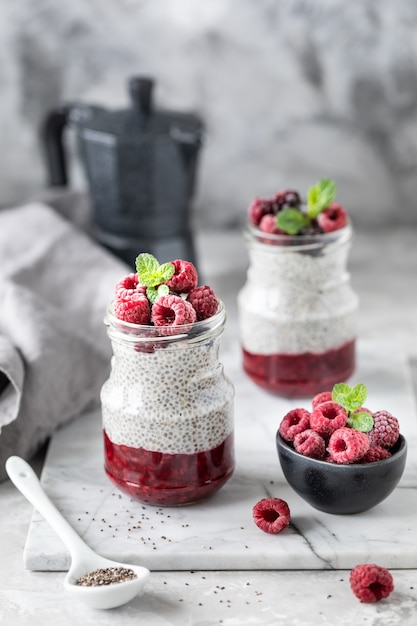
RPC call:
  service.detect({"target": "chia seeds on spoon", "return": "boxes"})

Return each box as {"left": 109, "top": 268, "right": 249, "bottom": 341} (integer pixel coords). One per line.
{"left": 76, "top": 566, "right": 137, "bottom": 586}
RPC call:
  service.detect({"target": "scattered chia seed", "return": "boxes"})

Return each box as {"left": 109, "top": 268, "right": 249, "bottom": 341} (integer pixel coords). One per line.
{"left": 75, "top": 566, "right": 137, "bottom": 587}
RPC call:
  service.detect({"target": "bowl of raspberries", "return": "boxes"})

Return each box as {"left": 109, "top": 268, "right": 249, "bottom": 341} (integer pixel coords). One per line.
{"left": 276, "top": 383, "right": 407, "bottom": 514}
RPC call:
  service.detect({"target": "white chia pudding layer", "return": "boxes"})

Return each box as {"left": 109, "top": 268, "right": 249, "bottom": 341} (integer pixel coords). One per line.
{"left": 238, "top": 228, "right": 359, "bottom": 355}
{"left": 101, "top": 337, "right": 234, "bottom": 455}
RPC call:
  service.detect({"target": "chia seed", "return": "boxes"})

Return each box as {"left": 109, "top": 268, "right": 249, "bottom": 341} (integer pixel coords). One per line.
{"left": 75, "top": 566, "right": 137, "bottom": 586}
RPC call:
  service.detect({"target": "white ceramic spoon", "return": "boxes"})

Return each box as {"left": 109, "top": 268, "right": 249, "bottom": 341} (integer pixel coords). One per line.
{"left": 6, "top": 455, "right": 150, "bottom": 610}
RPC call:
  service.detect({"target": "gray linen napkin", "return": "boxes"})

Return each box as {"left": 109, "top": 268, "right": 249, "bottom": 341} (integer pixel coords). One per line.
{"left": 0, "top": 202, "right": 129, "bottom": 480}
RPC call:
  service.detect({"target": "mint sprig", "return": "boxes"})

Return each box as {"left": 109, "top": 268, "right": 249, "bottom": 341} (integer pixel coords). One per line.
{"left": 331, "top": 382, "right": 374, "bottom": 432}
{"left": 135, "top": 253, "right": 174, "bottom": 287}
{"left": 306, "top": 179, "right": 336, "bottom": 218}
{"left": 146, "top": 284, "right": 169, "bottom": 305}
{"left": 276, "top": 178, "right": 337, "bottom": 235}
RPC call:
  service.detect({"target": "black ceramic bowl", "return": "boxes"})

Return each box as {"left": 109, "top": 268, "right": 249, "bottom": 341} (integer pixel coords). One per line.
{"left": 276, "top": 432, "right": 407, "bottom": 515}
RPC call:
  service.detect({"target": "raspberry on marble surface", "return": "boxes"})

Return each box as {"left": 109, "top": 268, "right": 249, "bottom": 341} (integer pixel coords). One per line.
{"left": 327, "top": 427, "right": 370, "bottom": 464}
{"left": 252, "top": 498, "right": 291, "bottom": 534}
{"left": 310, "top": 401, "right": 347, "bottom": 438}
{"left": 349, "top": 564, "right": 394, "bottom": 603}
{"left": 278, "top": 408, "right": 310, "bottom": 442}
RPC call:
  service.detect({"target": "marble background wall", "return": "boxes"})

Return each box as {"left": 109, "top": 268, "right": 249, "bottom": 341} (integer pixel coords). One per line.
{"left": 1, "top": 0, "right": 417, "bottom": 229}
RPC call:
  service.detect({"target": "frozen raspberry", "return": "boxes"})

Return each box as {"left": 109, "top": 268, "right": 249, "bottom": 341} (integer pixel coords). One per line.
{"left": 252, "top": 498, "right": 291, "bottom": 534}
{"left": 310, "top": 401, "right": 347, "bottom": 438}
{"left": 293, "top": 429, "right": 325, "bottom": 459}
{"left": 113, "top": 294, "right": 150, "bottom": 325}
{"left": 115, "top": 273, "right": 147, "bottom": 299}
{"left": 361, "top": 446, "right": 391, "bottom": 464}
{"left": 259, "top": 214, "right": 286, "bottom": 235}
{"left": 274, "top": 189, "right": 301, "bottom": 210}
{"left": 327, "top": 427, "right": 370, "bottom": 464}
{"left": 151, "top": 294, "right": 197, "bottom": 326}
{"left": 187, "top": 286, "right": 218, "bottom": 321}
{"left": 317, "top": 202, "right": 348, "bottom": 233}
{"left": 349, "top": 564, "right": 394, "bottom": 603}
{"left": 166, "top": 259, "right": 198, "bottom": 293}
{"left": 368, "top": 410, "right": 400, "bottom": 449}
{"left": 311, "top": 391, "right": 332, "bottom": 409}
{"left": 248, "top": 197, "right": 274, "bottom": 225}
{"left": 278, "top": 408, "right": 310, "bottom": 442}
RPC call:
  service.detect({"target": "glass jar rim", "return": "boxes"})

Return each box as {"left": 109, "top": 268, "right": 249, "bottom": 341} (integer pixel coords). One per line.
{"left": 104, "top": 299, "right": 227, "bottom": 346}
{"left": 245, "top": 220, "right": 353, "bottom": 251}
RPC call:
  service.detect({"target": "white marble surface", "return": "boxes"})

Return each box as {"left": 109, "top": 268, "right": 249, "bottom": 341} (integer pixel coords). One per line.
{"left": 23, "top": 338, "right": 417, "bottom": 573}
{"left": 2, "top": 227, "right": 417, "bottom": 625}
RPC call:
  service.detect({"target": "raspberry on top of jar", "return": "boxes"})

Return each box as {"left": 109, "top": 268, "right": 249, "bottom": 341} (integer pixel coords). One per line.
{"left": 113, "top": 253, "right": 218, "bottom": 327}
{"left": 248, "top": 178, "right": 348, "bottom": 236}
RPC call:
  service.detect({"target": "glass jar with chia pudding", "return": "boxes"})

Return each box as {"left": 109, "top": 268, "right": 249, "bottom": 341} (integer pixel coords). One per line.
{"left": 238, "top": 180, "right": 359, "bottom": 398}
{"left": 101, "top": 255, "right": 234, "bottom": 506}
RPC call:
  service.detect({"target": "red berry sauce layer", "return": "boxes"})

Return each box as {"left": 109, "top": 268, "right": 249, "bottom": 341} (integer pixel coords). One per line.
{"left": 242, "top": 339, "right": 355, "bottom": 397}
{"left": 104, "top": 431, "right": 235, "bottom": 506}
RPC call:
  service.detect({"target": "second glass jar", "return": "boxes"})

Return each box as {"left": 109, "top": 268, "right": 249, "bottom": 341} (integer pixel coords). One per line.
{"left": 238, "top": 223, "right": 359, "bottom": 397}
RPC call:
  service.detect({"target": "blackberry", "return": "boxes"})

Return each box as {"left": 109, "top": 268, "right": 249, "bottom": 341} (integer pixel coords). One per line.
{"left": 273, "top": 189, "right": 302, "bottom": 211}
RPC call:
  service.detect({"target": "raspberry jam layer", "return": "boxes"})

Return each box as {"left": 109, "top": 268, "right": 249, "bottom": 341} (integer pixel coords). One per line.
{"left": 104, "top": 430, "right": 235, "bottom": 506}
{"left": 242, "top": 339, "right": 355, "bottom": 398}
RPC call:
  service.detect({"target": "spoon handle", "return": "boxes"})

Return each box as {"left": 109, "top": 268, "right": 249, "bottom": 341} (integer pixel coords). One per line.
{"left": 5, "top": 455, "right": 92, "bottom": 560}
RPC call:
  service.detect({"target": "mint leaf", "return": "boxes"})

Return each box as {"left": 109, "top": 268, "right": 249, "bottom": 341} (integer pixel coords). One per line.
{"left": 345, "top": 383, "right": 367, "bottom": 412}
{"left": 146, "top": 286, "right": 159, "bottom": 304}
{"left": 158, "top": 263, "right": 176, "bottom": 283}
{"left": 146, "top": 284, "right": 170, "bottom": 304}
{"left": 136, "top": 253, "right": 174, "bottom": 287}
{"left": 157, "top": 284, "right": 169, "bottom": 297}
{"left": 332, "top": 383, "right": 351, "bottom": 408}
{"left": 307, "top": 179, "right": 336, "bottom": 218}
{"left": 347, "top": 411, "right": 374, "bottom": 433}
{"left": 276, "top": 208, "right": 310, "bottom": 235}
{"left": 332, "top": 382, "right": 368, "bottom": 414}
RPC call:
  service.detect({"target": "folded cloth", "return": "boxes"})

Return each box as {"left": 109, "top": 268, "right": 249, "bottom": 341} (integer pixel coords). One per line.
{"left": 0, "top": 203, "right": 129, "bottom": 480}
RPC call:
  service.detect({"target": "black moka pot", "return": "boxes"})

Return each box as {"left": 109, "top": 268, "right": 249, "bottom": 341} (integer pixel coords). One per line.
{"left": 42, "top": 77, "right": 203, "bottom": 268}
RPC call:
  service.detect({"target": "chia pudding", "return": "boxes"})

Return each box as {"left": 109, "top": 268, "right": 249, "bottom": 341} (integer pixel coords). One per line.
{"left": 238, "top": 182, "right": 359, "bottom": 397}
{"left": 101, "top": 255, "right": 234, "bottom": 506}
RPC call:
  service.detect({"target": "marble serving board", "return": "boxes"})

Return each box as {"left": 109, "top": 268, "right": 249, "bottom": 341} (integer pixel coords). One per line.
{"left": 24, "top": 338, "right": 417, "bottom": 571}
